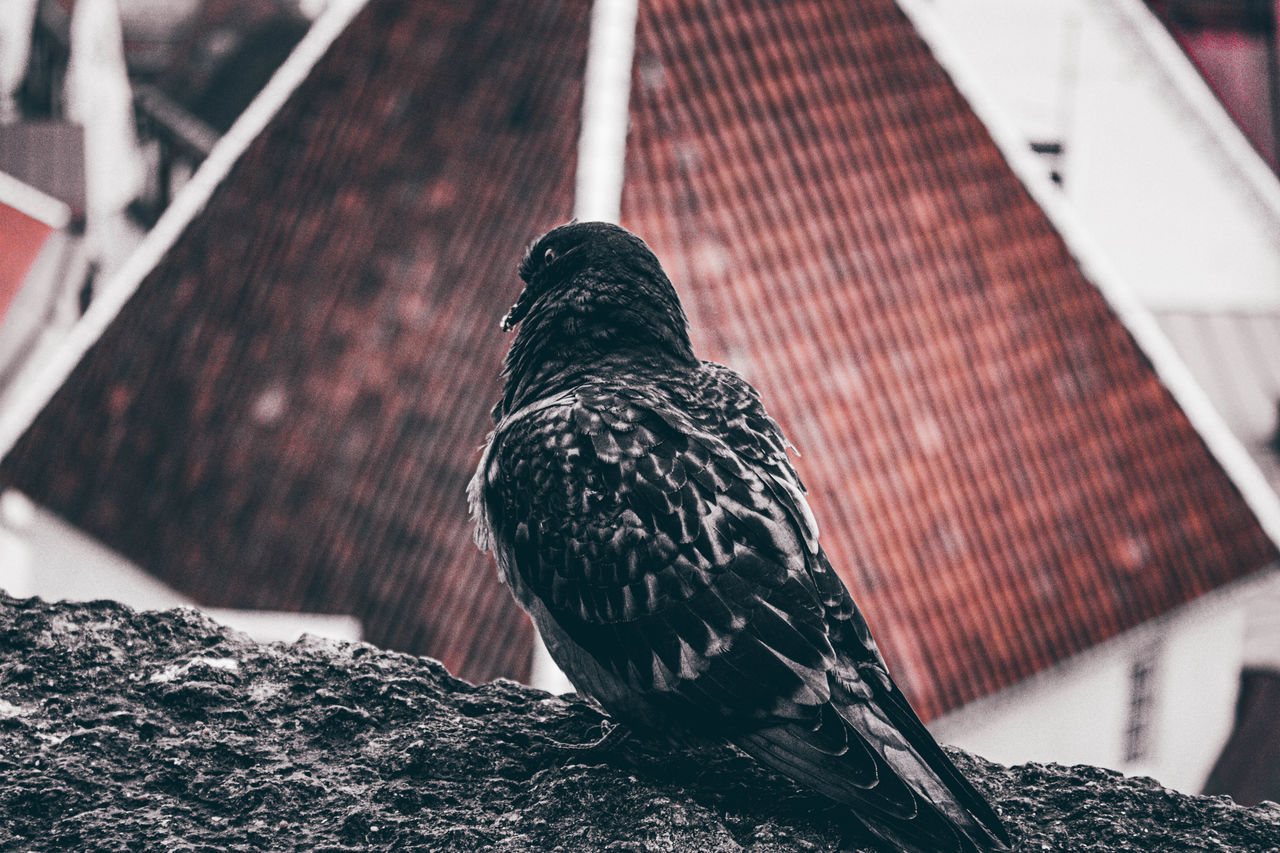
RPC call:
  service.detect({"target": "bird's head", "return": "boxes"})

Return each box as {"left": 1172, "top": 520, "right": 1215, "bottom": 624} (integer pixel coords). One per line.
{"left": 501, "top": 220, "right": 695, "bottom": 355}
{"left": 494, "top": 221, "right": 696, "bottom": 417}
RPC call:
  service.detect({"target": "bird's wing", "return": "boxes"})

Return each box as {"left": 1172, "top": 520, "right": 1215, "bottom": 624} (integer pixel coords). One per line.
{"left": 642, "top": 366, "right": 1008, "bottom": 851}
{"left": 478, "top": 373, "right": 842, "bottom": 719}
{"left": 733, "top": 551, "right": 1011, "bottom": 853}
{"left": 476, "top": 373, "right": 1007, "bottom": 851}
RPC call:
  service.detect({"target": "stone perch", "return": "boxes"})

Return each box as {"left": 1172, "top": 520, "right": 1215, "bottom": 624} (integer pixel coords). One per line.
{"left": 1, "top": 594, "right": 1277, "bottom": 851}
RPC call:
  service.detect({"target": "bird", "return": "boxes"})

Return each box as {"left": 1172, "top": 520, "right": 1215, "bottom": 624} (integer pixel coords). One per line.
{"left": 469, "top": 220, "right": 1011, "bottom": 852}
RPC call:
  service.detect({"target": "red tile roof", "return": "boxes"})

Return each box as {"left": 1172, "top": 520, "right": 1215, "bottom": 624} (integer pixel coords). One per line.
{"left": 0, "top": 203, "right": 57, "bottom": 319}
{"left": 0, "top": 0, "right": 591, "bottom": 684}
{"left": 2, "top": 0, "right": 1276, "bottom": 714}
{"left": 620, "top": 0, "right": 1278, "bottom": 718}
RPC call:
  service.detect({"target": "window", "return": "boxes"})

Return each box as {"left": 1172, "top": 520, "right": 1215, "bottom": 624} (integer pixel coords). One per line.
{"left": 1029, "top": 140, "right": 1065, "bottom": 187}
{"left": 1124, "top": 645, "right": 1160, "bottom": 763}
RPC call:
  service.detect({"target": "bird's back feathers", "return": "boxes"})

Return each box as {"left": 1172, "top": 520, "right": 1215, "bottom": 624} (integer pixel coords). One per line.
{"left": 474, "top": 366, "right": 1007, "bottom": 851}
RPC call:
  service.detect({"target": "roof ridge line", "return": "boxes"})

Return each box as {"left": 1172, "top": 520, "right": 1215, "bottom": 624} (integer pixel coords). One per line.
{"left": 0, "top": 0, "right": 370, "bottom": 464}
{"left": 574, "top": 0, "right": 638, "bottom": 224}
{"left": 894, "top": 0, "right": 1280, "bottom": 555}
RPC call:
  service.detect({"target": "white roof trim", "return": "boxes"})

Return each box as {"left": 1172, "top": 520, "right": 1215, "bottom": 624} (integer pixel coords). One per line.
{"left": 573, "top": 0, "right": 638, "bottom": 224}
{"left": 0, "top": 0, "right": 369, "bottom": 463}
{"left": 1090, "top": 0, "right": 1280, "bottom": 237}
{"left": 896, "top": 0, "right": 1280, "bottom": 553}
{"left": 0, "top": 169, "right": 70, "bottom": 230}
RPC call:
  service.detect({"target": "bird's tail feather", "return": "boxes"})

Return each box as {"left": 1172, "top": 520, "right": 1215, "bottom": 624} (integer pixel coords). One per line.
{"left": 848, "top": 679, "right": 1010, "bottom": 849}
{"left": 733, "top": 699, "right": 1008, "bottom": 852}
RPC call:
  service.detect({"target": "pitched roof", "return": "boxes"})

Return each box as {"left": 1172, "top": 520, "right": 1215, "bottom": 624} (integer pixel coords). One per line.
{"left": 619, "top": 0, "right": 1278, "bottom": 718}
{"left": 0, "top": 0, "right": 591, "bottom": 684}
{"left": 2, "top": 0, "right": 1277, "bottom": 716}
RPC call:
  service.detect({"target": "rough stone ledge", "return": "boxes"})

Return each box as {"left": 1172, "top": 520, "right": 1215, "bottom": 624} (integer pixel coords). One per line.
{"left": 1, "top": 593, "right": 1278, "bottom": 852}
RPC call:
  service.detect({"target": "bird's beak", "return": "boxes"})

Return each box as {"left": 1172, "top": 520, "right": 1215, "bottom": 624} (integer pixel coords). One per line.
{"left": 500, "top": 305, "right": 519, "bottom": 332}
{"left": 500, "top": 282, "right": 534, "bottom": 331}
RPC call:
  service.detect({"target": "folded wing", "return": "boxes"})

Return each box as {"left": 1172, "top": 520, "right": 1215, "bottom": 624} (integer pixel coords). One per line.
{"left": 476, "top": 372, "right": 1007, "bottom": 851}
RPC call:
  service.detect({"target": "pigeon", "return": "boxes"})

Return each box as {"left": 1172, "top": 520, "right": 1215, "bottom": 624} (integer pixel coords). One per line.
{"left": 470, "top": 221, "right": 1010, "bottom": 852}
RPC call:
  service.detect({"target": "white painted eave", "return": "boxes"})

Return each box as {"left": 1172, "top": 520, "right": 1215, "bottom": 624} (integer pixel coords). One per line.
{"left": 0, "top": 169, "right": 70, "bottom": 230}
{"left": 896, "top": 0, "right": 1280, "bottom": 554}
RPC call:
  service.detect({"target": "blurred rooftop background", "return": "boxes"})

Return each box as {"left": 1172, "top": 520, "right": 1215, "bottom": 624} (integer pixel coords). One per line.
{"left": 1, "top": 0, "right": 1279, "bottom": 804}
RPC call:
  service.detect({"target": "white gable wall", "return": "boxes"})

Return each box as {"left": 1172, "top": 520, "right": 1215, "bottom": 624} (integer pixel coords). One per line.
{"left": 0, "top": 490, "right": 363, "bottom": 645}
{"left": 930, "top": 570, "right": 1279, "bottom": 794}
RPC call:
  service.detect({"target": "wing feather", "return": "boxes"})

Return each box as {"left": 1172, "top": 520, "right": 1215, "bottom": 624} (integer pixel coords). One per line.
{"left": 474, "top": 368, "right": 1007, "bottom": 851}
{"left": 482, "top": 377, "right": 829, "bottom": 717}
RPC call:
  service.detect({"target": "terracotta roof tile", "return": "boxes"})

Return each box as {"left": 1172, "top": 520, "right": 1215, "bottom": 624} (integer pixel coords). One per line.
{"left": 620, "top": 0, "right": 1278, "bottom": 718}
{"left": 1, "top": 0, "right": 591, "bottom": 684}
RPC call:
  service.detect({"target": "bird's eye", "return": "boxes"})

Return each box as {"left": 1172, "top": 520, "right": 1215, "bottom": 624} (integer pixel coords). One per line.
{"left": 544, "top": 247, "right": 556, "bottom": 265}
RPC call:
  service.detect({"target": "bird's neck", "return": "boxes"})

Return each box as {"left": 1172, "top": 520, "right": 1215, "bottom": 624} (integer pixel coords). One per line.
{"left": 496, "top": 314, "right": 695, "bottom": 420}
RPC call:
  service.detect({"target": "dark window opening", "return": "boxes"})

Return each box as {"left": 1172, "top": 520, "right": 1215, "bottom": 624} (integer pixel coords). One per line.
{"left": 1030, "top": 139, "right": 1065, "bottom": 186}
{"left": 1124, "top": 646, "right": 1160, "bottom": 763}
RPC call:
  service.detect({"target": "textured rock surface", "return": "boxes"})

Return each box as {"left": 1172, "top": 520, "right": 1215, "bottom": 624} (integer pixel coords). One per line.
{"left": 1, "top": 593, "right": 1278, "bottom": 852}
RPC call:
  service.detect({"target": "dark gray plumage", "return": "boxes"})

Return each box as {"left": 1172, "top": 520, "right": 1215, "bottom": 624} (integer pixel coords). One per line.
{"left": 470, "top": 221, "right": 1009, "bottom": 852}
